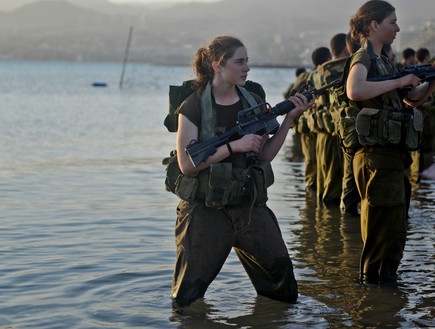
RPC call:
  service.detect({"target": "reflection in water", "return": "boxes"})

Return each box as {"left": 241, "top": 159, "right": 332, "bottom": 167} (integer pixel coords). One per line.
{"left": 170, "top": 295, "right": 338, "bottom": 329}
{"left": 295, "top": 189, "right": 411, "bottom": 328}
{"left": 2, "top": 63, "right": 434, "bottom": 328}
{"left": 283, "top": 140, "right": 435, "bottom": 327}
{"left": 170, "top": 297, "right": 294, "bottom": 329}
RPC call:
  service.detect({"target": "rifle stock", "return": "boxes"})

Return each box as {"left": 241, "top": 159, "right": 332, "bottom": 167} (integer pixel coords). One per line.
{"left": 186, "top": 78, "right": 342, "bottom": 167}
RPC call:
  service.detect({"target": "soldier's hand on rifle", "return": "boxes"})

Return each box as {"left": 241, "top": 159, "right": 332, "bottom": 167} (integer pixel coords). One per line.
{"left": 398, "top": 74, "right": 421, "bottom": 91}
{"left": 232, "top": 134, "right": 263, "bottom": 154}
{"left": 284, "top": 92, "right": 313, "bottom": 125}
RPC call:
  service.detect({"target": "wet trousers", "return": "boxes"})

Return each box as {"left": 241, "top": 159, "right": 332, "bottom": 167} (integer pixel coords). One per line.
{"left": 341, "top": 151, "right": 360, "bottom": 215}
{"left": 353, "top": 149, "right": 408, "bottom": 283}
{"left": 301, "top": 132, "right": 317, "bottom": 191}
{"left": 171, "top": 200, "right": 298, "bottom": 307}
{"left": 316, "top": 132, "right": 343, "bottom": 205}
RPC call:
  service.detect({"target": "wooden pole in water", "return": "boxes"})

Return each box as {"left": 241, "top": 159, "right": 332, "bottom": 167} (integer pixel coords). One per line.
{"left": 119, "top": 25, "right": 133, "bottom": 89}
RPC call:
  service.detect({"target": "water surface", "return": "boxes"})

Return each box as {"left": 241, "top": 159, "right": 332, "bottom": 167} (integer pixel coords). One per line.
{"left": 0, "top": 61, "right": 434, "bottom": 328}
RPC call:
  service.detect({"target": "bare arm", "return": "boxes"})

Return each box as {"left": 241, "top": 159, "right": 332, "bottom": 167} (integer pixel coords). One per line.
{"left": 347, "top": 62, "right": 422, "bottom": 101}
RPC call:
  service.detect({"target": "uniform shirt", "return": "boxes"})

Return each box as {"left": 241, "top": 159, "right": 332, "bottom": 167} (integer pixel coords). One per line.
{"left": 350, "top": 50, "right": 384, "bottom": 110}
{"left": 350, "top": 49, "right": 403, "bottom": 111}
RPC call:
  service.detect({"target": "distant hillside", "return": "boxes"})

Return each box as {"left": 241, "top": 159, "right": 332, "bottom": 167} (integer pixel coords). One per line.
{"left": 0, "top": 0, "right": 433, "bottom": 65}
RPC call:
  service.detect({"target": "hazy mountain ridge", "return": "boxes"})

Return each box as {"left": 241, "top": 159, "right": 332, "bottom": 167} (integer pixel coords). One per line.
{"left": 0, "top": 0, "right": 433, "bottom": 65}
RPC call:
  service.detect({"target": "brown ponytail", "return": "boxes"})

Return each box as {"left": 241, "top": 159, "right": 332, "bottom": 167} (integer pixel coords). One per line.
{"left": 349, "top": 0, "right": 395, "bottom": 42}
{"left": 191, "top": 35, "right": 244, "bottom": 90}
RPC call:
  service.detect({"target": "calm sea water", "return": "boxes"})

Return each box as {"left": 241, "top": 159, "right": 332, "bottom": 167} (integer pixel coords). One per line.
{"left": 0, "top": 61, "right": 434, "bottom": 329}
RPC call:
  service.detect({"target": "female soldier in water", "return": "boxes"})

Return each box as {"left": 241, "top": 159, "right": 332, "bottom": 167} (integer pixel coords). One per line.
{"left": 346, "top": 0, "right": 435, "bottom": 284}
{"left": 172, "top": 35, "right": 312, "bottom": 307}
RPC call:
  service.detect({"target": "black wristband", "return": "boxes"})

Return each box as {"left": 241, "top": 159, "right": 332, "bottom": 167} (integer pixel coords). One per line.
{"left": 226, "top": 143, "right": 234, "bottom": 155}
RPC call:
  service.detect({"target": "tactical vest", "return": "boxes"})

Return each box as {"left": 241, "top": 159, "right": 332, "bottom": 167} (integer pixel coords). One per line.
{"left": 164, "top": 82, "right": 275, "bottom": 209}
{"left": 333, "top": 53, "right": 360, "bottom": 150}
{"left": 354, "top": 44, "right": 423, "bottom": 150}
{"left": 336, "top": 44, "right": 423, "bottom": 151}
{"left": 306, "top": 66, "right": 327, "bottom": 133}
{"left": 321, "top": 57, "right": 348, "bottom": 136}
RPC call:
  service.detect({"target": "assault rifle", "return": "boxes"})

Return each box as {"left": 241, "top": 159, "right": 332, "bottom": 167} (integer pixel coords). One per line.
{"left": 368, "top": 63, "right": 435, "bottom": 83}
{"left": 185, "top": 78, "right": 342, "bottom": 167}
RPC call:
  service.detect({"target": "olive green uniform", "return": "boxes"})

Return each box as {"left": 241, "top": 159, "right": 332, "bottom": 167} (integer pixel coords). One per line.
{"left": 318, "top": 132, "right": 342, "bottom": 205}
{"left": 321, "top": 57, "right": 361, "bottom": 213}
{"left": 289, "top": 71, "right": 317, "bottom": 192}
{"left": 341, "top": 150, "right": 361, "bottom": 215}
{"left": 173, "top": 200, "right": 298, "bottom": 306}
{"left": 171, "top": 90, "right": 298, "bottom": 306}
{"left": 349, "top": 44, "right": 412, "bottom": 283}
{"left": 301, "top": 128, "right": 317, "bottom": 192}
{"left": 312, "top": 62, "right": 344, "bottom": 205}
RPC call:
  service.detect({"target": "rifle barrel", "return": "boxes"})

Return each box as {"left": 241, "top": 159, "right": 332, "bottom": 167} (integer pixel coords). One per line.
{"left": 185, "top": 79, "right": 341, "bottom": 166}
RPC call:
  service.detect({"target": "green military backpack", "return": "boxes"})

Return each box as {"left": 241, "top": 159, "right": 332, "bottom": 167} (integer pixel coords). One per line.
{"left": 164, "top": 80, "right": 266, "bottom": 133}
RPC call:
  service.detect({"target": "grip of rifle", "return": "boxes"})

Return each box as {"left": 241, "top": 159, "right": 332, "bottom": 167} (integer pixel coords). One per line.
{"left": 273, "top": 99, "right": 295, "bottom": 116}
{"left": 274, "top": 92, "right": 314, "bottom": 116}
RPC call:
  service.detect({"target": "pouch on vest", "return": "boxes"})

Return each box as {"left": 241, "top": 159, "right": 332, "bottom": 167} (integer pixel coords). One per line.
{"left": 162, "top": 150, "right": 181, "bottom": 194}
{"left": 316, "top": 107, "right": 327, "bottom": 132}
{"left": 322, "top": 110, "right": 335, "bottom": 135}
{"left": 356, "top": 108, "right": 394, "bottom": 146}
{"left": 163, "top": 149, "right": 198, "bottom": 201}
{"left": 307, "top": 111, "right": 318, "bottom": 133}
{"left": 205, "top": 162, "right": 236, "bottom": 209}
{"left": 405, "top": 108, "right": 424, "bottom": 150}
{"left": 338, "top": 106, "right": 360, "bottom": 149}
{"left": 329, "top": 106, "right": 341, "bottom": 136}
{"left": 175, "top": 174, "right": 198, "bottom": 202}
{"left": 251, "top": 160, "right": 274, "bottom": 205}
{"left": 356, "top": 108, "right": 422, "bottom": 149}
{"left": 296, "top": 114, "right": 310, "bottom": 134}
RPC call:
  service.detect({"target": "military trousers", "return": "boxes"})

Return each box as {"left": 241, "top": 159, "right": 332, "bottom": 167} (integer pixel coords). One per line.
{"left": 341, "top": 150, "right": 360, "bottom": 215}
{"left": 316, "top": 132, "right": 343, "bottom": 205}
{"left": 171, "top": 200, "right": 298, "bottom": 307}
{"left": 353, "top": 148, "right": 408, "bottom": 283}
{"left": 301, "top": 132, "right": 317, "bottom": 192}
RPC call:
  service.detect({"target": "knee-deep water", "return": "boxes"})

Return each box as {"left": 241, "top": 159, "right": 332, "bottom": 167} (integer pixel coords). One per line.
{"left": 1, "top": 61, "right": 434, "bottom": 328}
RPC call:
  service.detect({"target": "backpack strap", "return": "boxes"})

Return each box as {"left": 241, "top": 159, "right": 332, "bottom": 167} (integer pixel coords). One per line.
{"left": 339, "top": 54, "right": 357, "bottom": 108}
{"left": 199, "top": 82, "right": 259, "bottom": 141}
{"left": 199, "top": 82, "right": 216, "bottom": 141}
{"left": 237, "top": 85, "right": 258, "bottom": 107}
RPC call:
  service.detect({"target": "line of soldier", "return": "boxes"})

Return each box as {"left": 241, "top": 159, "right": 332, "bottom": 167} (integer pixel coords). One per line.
{"left": 284, "top": 33, "right": 435, "bottom": 216}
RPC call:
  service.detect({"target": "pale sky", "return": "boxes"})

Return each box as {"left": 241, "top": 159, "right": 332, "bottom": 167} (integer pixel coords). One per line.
{"left": 109, "top": 0, "right": 220, "bottom": 3}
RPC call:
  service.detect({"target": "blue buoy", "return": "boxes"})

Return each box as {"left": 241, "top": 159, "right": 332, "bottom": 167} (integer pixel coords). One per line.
{"left": 92, "top": 82, "right": 108, "bottom": 87}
